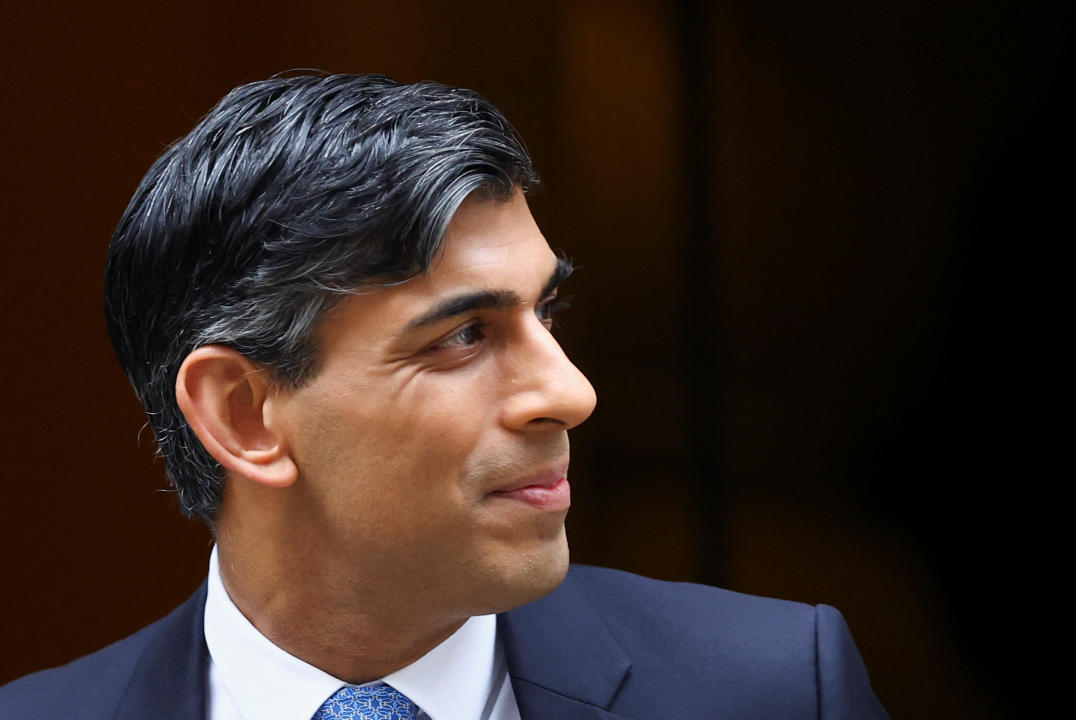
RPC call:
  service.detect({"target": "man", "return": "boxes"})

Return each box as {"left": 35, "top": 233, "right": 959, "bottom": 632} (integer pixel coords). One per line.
{"left": 0, "top": 74, "right": 888, "bottom": 719}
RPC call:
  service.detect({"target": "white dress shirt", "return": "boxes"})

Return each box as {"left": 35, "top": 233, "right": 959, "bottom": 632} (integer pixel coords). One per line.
{"left": 204, "top": 547, "right": 521, "bottom": 720}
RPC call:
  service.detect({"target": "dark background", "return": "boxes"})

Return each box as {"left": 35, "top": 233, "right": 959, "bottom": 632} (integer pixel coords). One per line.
{"left": 1, "top": 1, "right": 1071, "bottom": 717}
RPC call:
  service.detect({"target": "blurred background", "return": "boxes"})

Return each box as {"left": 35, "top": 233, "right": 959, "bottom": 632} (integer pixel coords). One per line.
{"left": 1, "top": 1, "right": 1071, "bottom": 716}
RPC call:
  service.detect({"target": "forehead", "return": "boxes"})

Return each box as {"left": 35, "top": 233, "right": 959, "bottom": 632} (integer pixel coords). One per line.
{"left": 426, "top": 190, "right": 553, "bottom": 283}
{"left": 315, "top": 191, "right": 556, "bottom": 348}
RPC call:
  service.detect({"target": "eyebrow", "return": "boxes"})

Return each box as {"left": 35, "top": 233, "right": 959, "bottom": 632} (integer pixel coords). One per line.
{"left": 405, "top": 257, "right": 574, "bottom": 330}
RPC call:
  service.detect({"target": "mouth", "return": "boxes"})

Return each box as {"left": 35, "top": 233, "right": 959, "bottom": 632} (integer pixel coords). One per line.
{"left": 488, "top": 464, "right": 571, "bottom": 511}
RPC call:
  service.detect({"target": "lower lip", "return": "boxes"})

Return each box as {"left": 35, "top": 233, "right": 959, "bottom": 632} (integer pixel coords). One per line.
{"left": 490, "top": 476, "right": 570, "bottom": 511}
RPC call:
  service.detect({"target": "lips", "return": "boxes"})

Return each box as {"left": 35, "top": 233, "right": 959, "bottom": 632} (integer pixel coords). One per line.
{"left": 489, "top": 464, "right": 571, "bottom": 511}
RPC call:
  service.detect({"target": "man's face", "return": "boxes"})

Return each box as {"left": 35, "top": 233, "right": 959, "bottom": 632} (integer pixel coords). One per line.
{"left": 269, "top": 189, "right": 596, "bottom": 621}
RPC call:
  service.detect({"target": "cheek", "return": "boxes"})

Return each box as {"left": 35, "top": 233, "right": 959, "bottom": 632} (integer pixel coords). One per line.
{"left": 395, "top": 373, "right": 502, "bottom": 487}
{"left": 313, "top": 368, "right": 501, "bottom": 495}
{"left": 285, "top": 351, "right": 508, "bottom": 527}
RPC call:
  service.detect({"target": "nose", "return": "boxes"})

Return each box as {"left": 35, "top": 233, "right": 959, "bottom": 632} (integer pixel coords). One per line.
{"left": 500, "top": 320, "right": 597, "bottom": 432}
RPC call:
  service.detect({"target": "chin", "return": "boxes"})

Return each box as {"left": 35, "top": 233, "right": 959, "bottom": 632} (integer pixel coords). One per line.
{"left": 479, "top": 530, "right": 571, "bottom": 615}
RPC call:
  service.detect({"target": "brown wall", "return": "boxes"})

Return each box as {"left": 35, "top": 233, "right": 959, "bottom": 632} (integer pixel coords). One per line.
{"left": 1, "top": 1, "right": 1071, "bottom": 717}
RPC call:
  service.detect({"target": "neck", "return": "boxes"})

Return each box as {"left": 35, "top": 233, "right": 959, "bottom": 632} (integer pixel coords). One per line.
{"left": 213, "top": 496, "right": 465, "bottom": 683}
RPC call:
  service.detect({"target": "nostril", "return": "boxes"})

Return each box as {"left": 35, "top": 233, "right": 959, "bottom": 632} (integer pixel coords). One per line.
{"left": 529, "top": 417, "right": 566, "bottom": 426}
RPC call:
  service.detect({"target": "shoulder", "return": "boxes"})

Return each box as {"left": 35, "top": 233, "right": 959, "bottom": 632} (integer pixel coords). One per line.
{"left": 563, "top": 564, "right": 819, "bottom": 669}
{"left": 565, "top": 562, "right": 813, "bottom": 620}
{"left": 557, "top": 565, "right": 888, "bottom": 719}
{"left": 0, "top": 585, "right": 207, "bottom": 719}
{"left": 0, "top": 621, "right": 159, "bottom": 717}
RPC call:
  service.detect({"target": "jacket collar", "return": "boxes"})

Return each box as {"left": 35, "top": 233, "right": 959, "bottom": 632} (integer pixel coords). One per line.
{"left": 500, "top": 569, "right": 632, "bottom": 720}
{"left": 109, "top": 569, "right": 633, "bottom": 720}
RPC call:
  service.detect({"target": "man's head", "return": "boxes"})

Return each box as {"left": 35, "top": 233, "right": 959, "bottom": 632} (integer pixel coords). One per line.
{"left": 106, "top": 73, "right": 547, "bottom": 521}
{"left": 105, "top": 73, "right": 595, "bottom": 619}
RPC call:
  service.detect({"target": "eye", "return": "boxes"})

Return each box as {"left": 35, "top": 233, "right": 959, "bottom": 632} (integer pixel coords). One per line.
{"left": 536, "top": 295, "right": 572, "bottom": 329}
{"left": 430, "top": 321, "right": 486, "bottom": 351}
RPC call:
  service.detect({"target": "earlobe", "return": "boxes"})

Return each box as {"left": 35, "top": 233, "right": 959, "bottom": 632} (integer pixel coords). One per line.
{"left": 175, "top": 346, "right": 298, "bottom": 488}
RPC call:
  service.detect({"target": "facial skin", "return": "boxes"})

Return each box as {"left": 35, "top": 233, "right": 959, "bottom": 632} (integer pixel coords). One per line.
{"left": 206, "top": 189, "right": 596, "bottom": 680}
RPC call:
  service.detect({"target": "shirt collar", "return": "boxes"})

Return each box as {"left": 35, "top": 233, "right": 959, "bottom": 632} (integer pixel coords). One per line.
{"left": 203, "top": 545, "right": 499, "bottom": 720}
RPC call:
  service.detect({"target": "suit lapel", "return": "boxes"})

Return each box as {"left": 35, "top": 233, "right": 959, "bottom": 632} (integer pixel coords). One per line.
{"left": 499, "top": 569, "right": 632, "bottom": 720}
{"left": 112, "top": 583, "right": 210, "bottom": 720}
{"left": 508, "top": 680, "right": 634, "bottom": 720}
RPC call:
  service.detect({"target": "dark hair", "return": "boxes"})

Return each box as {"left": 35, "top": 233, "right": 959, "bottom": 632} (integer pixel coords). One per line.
{"left": 104, "top": 73, "right": 539, "bottom": 522}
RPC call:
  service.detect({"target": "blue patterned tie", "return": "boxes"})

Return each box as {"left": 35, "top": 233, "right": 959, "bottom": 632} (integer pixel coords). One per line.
{"left": 312, "top": 684, "right": 418, "bottom": 720}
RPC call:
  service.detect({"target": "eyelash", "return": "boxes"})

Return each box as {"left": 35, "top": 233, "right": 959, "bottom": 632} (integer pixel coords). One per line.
{"left": 537, "top": 296, "right": 571, "bottom": 327}
{"left": 431, "top": 296, "right": 572, "bottom": 352}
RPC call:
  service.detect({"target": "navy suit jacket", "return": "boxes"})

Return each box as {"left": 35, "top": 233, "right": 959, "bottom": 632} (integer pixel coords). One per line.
{"left": 0, "top": 565, "right": 888, "bottom": 719}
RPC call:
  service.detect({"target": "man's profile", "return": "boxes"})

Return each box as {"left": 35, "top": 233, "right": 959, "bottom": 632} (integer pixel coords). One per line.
{"left": 0, "top": 73, "right": 888, "bottom": 719}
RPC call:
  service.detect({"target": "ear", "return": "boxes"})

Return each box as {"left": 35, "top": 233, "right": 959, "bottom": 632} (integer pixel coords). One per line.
{"left": 175, "top": 345, "right": 298, "bottom": 488}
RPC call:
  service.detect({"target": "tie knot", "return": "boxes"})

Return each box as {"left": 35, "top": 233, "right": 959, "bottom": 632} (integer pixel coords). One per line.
{"left": 312, "top": 684, "right": 418, "bottom": 720}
